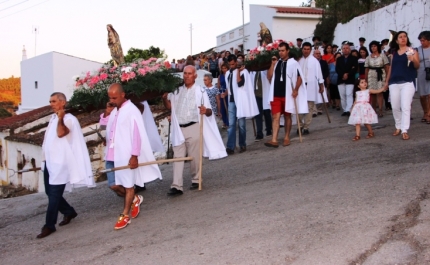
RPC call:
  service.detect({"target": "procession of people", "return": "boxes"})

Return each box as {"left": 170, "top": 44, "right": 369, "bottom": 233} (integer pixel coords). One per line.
{"left": 36, "top": 30, "right": 429, "bottom": 237}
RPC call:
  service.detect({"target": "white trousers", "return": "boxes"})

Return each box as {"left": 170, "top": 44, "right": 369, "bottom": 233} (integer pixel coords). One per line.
{"left": 338, "top": 84, "right": 354, "bottom": 112}
{"left": 389, "top": 82, "right": 415, "bottom": 133}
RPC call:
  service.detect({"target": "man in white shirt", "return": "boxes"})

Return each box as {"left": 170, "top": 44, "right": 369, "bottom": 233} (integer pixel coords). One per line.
{"left": 298, "top": 42, "right": 325, "bottom": 135}
{"left": 37, "top": 92, "right": 94, "bottom": 238}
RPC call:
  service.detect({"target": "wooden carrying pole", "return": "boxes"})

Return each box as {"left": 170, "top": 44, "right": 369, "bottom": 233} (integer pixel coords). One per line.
{"left": 294, "top": 98, "right": 303, "bottom": 143}
{"left": 98, "top": 157, "right": 193, "bottom": 174}
{"left": 198, "top": 106, "right": 204, "bottom": 191}
{"left": 321, "top": 91, "right": 331, "bottom": 123}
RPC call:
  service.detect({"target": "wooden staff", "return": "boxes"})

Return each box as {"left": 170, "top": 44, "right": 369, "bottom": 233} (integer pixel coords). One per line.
{"left": 320, "top": 90, "right": 331, "bottom": 123}
{"left": 294, "top": 98, "right": 303, "bottom": 143}
{"left": 198, "top": 104, "right": 204, "bottom": 191}
{"left": 17, "top": 167, "right": 41, "bottom": 173}
{"left": 98, "top": 157, "right": 193, "bottom": 174}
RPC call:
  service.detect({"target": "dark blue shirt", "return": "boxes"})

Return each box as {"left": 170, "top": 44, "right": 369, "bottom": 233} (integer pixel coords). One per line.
{"left": 389, "top": 51, "right": 417, "bottom": 85}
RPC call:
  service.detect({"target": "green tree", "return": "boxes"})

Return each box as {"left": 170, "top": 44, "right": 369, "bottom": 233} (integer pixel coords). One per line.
{"left": 106, "top": 46, "right": 167, "bottom": 65}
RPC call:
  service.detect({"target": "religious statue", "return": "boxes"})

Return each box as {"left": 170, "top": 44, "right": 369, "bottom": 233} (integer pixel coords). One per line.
{"left": 258, "top": 22, "right": 273, "bottom": 46}
{"left": 107, "top": 24, "right": 125, "bottom": 66}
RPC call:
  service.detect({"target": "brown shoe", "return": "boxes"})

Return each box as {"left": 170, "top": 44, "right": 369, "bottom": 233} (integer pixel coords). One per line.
{"left": 264, "top": 141, "right": 279, "bottom": 148}
{"left": 36, "top": 226, "right": 56, "bottom": 239}
{"left": 392, "top": 129, "right": 401, "bottom": 136}
{"left": 282, "top": 139, "right": 291, "bottom": 146}
{"left": 59, "top": 212, "right": 78, "bottom": 226}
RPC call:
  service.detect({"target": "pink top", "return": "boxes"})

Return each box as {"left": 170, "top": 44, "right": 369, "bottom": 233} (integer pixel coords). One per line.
{"left": 99, "top": 100, "right": 141, "bottom": 161}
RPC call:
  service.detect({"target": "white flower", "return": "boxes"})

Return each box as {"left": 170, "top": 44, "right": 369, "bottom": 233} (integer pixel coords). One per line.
{"left": 72, "top": 75, "right": 79, "bottom": 81}
{"left": 83, "top": 83, "right": 89, "bottom": 89}
{"left": 156, "top": 58, "right": 164, "bottom": 63}
{"left": 121, "top": 66, "right": 132, "bottom": 73}
{"left": 257, "top": 46, "right": 264, "bottom": 52}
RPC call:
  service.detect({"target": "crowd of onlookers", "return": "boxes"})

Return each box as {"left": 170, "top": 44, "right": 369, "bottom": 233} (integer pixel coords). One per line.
{"left": 170, "top": 30, "right": 430, "bottom": 142}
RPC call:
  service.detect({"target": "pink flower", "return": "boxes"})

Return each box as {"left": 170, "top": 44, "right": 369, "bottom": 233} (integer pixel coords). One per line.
{"left": 99, "top": 73, "right": 108, "bottom": 80}
{"left": 138, "top": 68, "right": 147, "bottom": 76}
{"left": 128, "top": 72, "right": 136, "bottom": 79}
{"left": 164, "top": 61, "right": 171, "bottom": 69}
{"left": 121, "top": 72, "right": 129, "bottom": 82}
{"left": 89, "top": 76, "right": 100, "bottom": 86}
{"left": 131, "top": 63, "right": 137, "bottom": 68}
{"left": 266, "top": 46, "right": 272, "bottom": 51}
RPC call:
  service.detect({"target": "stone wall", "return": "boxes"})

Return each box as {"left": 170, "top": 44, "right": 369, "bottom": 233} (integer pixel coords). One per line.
{"left": 333, "top": 0, "right": 429, "bottom": 48}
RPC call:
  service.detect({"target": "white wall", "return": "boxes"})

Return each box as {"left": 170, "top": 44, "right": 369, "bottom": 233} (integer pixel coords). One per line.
{"left": 216, "top": 23, "right": 250, "bottom": 53}
{"left": 18, "top": 52, "right": 102, "bottom": 114}
{"left": 333, "top": 0, "right": 430, "bottom": 48}
{"left": 19, "top": 52, "right": 54, "bottom": 113}
{"left": 273, "top": 16, "right": 321, "bottom": 43}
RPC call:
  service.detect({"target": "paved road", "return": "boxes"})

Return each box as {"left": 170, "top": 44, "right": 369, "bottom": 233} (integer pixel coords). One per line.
{"left": 1, "top": 96, "right": 430, "bottom": 264}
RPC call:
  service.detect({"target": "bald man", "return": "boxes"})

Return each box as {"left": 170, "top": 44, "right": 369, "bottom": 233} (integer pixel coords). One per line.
{"left": 100, "top": 83, "right": 161, "bottom": 230}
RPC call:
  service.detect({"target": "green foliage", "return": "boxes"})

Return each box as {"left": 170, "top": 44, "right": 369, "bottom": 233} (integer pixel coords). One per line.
{"left": 106, "top": 46, "right": 167, "bottom": 65}
{"left": 124, "top": 46, "right": 166, "bottom": 63}
{"left": 312, "top": 0, "right": 398, "bottom": 44}
{"left": 0, "top": 107, "right": 12, "bottom": 119}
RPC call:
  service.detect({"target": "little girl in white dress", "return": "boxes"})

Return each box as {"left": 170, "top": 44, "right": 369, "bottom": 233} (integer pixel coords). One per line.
{"left": 348, "top": 79, "right": 385, "bottom": 141}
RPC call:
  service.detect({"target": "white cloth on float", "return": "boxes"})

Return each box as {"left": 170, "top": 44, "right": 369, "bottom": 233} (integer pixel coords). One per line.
{"left": 226, "top": 68, "right": 259, "bottom": 119}
{"left": 105, "top": 100, "right": 162, "bottom": 187}
{"left": 299, "top": 56, "right": 328, "bottom": 104}
{"left": 168, "top": 84, "right": 227, "bottom": 160}
{"left": 268, "top": 58, "right": 308, "bottom": 114}
{"left": 42, "top": 114, "right": 95, "bottom": 191}
{"left": 141, "top": 101, "right": 164, "bottom": 153}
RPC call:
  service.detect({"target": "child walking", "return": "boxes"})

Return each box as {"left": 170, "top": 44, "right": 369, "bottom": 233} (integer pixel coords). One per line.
{"left": 348, "top": 79, "right": 385, "bottom": 141}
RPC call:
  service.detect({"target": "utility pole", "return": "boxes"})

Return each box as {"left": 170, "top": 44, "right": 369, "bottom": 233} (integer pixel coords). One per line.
{"left": 189, "top": 23, "right": 193, "bottom": 55}
{"left": 32, "top": 25, "right": 39, "bottom": 56}
{"left": 242, "top": 0, "right": 245, "bottom": 53}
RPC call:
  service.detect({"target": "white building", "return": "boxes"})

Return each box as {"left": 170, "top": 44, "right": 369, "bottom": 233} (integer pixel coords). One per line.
{"left": 215, "top": 4, "right": 323, "bottom": 53}
{"left": 17, "top": 52, "right": 103, "bottom": 114}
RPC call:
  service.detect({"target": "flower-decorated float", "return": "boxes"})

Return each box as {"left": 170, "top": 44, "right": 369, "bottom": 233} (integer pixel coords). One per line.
{"left": 68, "top": 58, "right": 182, "bottom": 111}
{"left": 245, "top": 39, "right": 302, "bottom": 72}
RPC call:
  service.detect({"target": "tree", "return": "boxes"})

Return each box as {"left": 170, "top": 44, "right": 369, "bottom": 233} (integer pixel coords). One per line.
{"left": 106, "top": 46, "right": 167, "bottom": 65}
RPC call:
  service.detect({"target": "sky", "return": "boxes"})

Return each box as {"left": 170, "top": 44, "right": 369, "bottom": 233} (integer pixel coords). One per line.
{"left": 0, "top": 0, "right": 305, "bottom": 79}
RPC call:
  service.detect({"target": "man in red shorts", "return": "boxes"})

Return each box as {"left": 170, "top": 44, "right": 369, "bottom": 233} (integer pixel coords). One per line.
{"left": 265, "top": 42, "right": 308, "bottom": 148}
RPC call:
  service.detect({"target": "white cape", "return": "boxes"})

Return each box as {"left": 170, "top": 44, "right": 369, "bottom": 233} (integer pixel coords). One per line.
{"left": 42, "top": 114, "right": 95, "bottom": 191}
{"left": 168, "top": 84, "right": 227, "bottom": 160}
{"left": 106, "top": 101, "right": 162, "bottom": 186}
{"left": 226, "top": 69, "right": 259, "bottom": 119}
{"left": 141, "top": 101, "right": 164, "bottom": 153}
{"left": 268, "top": 58, "right": 308, "bottom": 114}
{"left": 250, "top": 70, "right": 271, "bottom": 110}
{"left": 299, "top": 56, "right": 328, "bottom": 104}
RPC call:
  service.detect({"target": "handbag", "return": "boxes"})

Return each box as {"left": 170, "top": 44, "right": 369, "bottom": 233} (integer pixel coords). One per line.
{"left": 422, "top": 47, "right": 430, "bottom": 81}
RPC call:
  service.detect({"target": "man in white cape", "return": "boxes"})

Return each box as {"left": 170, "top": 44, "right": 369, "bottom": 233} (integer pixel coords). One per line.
{"left": 99, "top": 83, "right": 162, "bottom": 230}
{"left": 37, "top": 92, "right": 95, "bottom": 239}
{"left": 265, "top": 42, "right": 308, "bottom": 148}
{"left": 162, "top": 65, "right": 227, "bottom": 196}
{"left": 298, "top": 42, "right": 326, "bottom": 135}
{"left": 225, "top": 54, "right": 259, "bottom": 154}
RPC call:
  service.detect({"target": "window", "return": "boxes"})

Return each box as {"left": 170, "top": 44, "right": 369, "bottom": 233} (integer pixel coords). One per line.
{"left": 239, "top": 28, "right": 244, "bottom": 36}
{"left": 221, "top": 35, "right": 226, "bottom": 43}
{"left": 35, "top": 81, "right": 38, "bottom": 89}
{"left": 229, "top": 32, "right": 234, "bottom": 39}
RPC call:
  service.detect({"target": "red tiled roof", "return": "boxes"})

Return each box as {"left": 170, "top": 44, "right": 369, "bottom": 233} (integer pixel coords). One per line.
{"left": 0, "top": 105, "right": 52, "bottom": 131}
{"left": 271, "top": 6, "right": 324, "bottom": 15}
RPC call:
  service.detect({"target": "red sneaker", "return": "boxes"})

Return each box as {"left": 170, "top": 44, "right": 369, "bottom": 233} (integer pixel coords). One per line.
{"left": 130, "top": 195, "right": 143, "bottom": 219}
{"left": 114, "top": 214, "right": 130, "bottom": 230}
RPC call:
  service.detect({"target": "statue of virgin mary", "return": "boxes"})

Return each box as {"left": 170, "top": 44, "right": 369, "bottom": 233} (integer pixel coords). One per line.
{"left": 107, "top": 24, "right": 125, "bottom": 66}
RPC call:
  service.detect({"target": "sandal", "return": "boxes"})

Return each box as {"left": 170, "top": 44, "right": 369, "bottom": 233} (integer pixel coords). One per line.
{"left": 366, "top": 132, "right": 374, "bottom": 139}
{"left": 378, "top": 110, "right": 383, "bottom": 118}
{"left": 402, "top": 133, "right": 410, "bottom": 140}
{"left": 352, "top": 136, "right": 360, "bottom": 141}
{"left": 421, "top": 118, "right": 427, "bottom": 123}
{"left": 392, "top": 129, "right": 401, "bottom": 136}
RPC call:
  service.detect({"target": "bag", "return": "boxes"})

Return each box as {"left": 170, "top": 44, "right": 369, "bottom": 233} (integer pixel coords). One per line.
{"left": 425, "top": 68, "right": 430, "bottom": 81}
{"left": 422, "top": 47, "right": 430, "bottom": 80}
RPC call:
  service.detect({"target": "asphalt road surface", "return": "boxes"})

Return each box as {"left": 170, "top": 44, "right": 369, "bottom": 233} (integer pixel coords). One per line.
{"left": 1, "top": 95, "right": 430, "bottom": 265}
